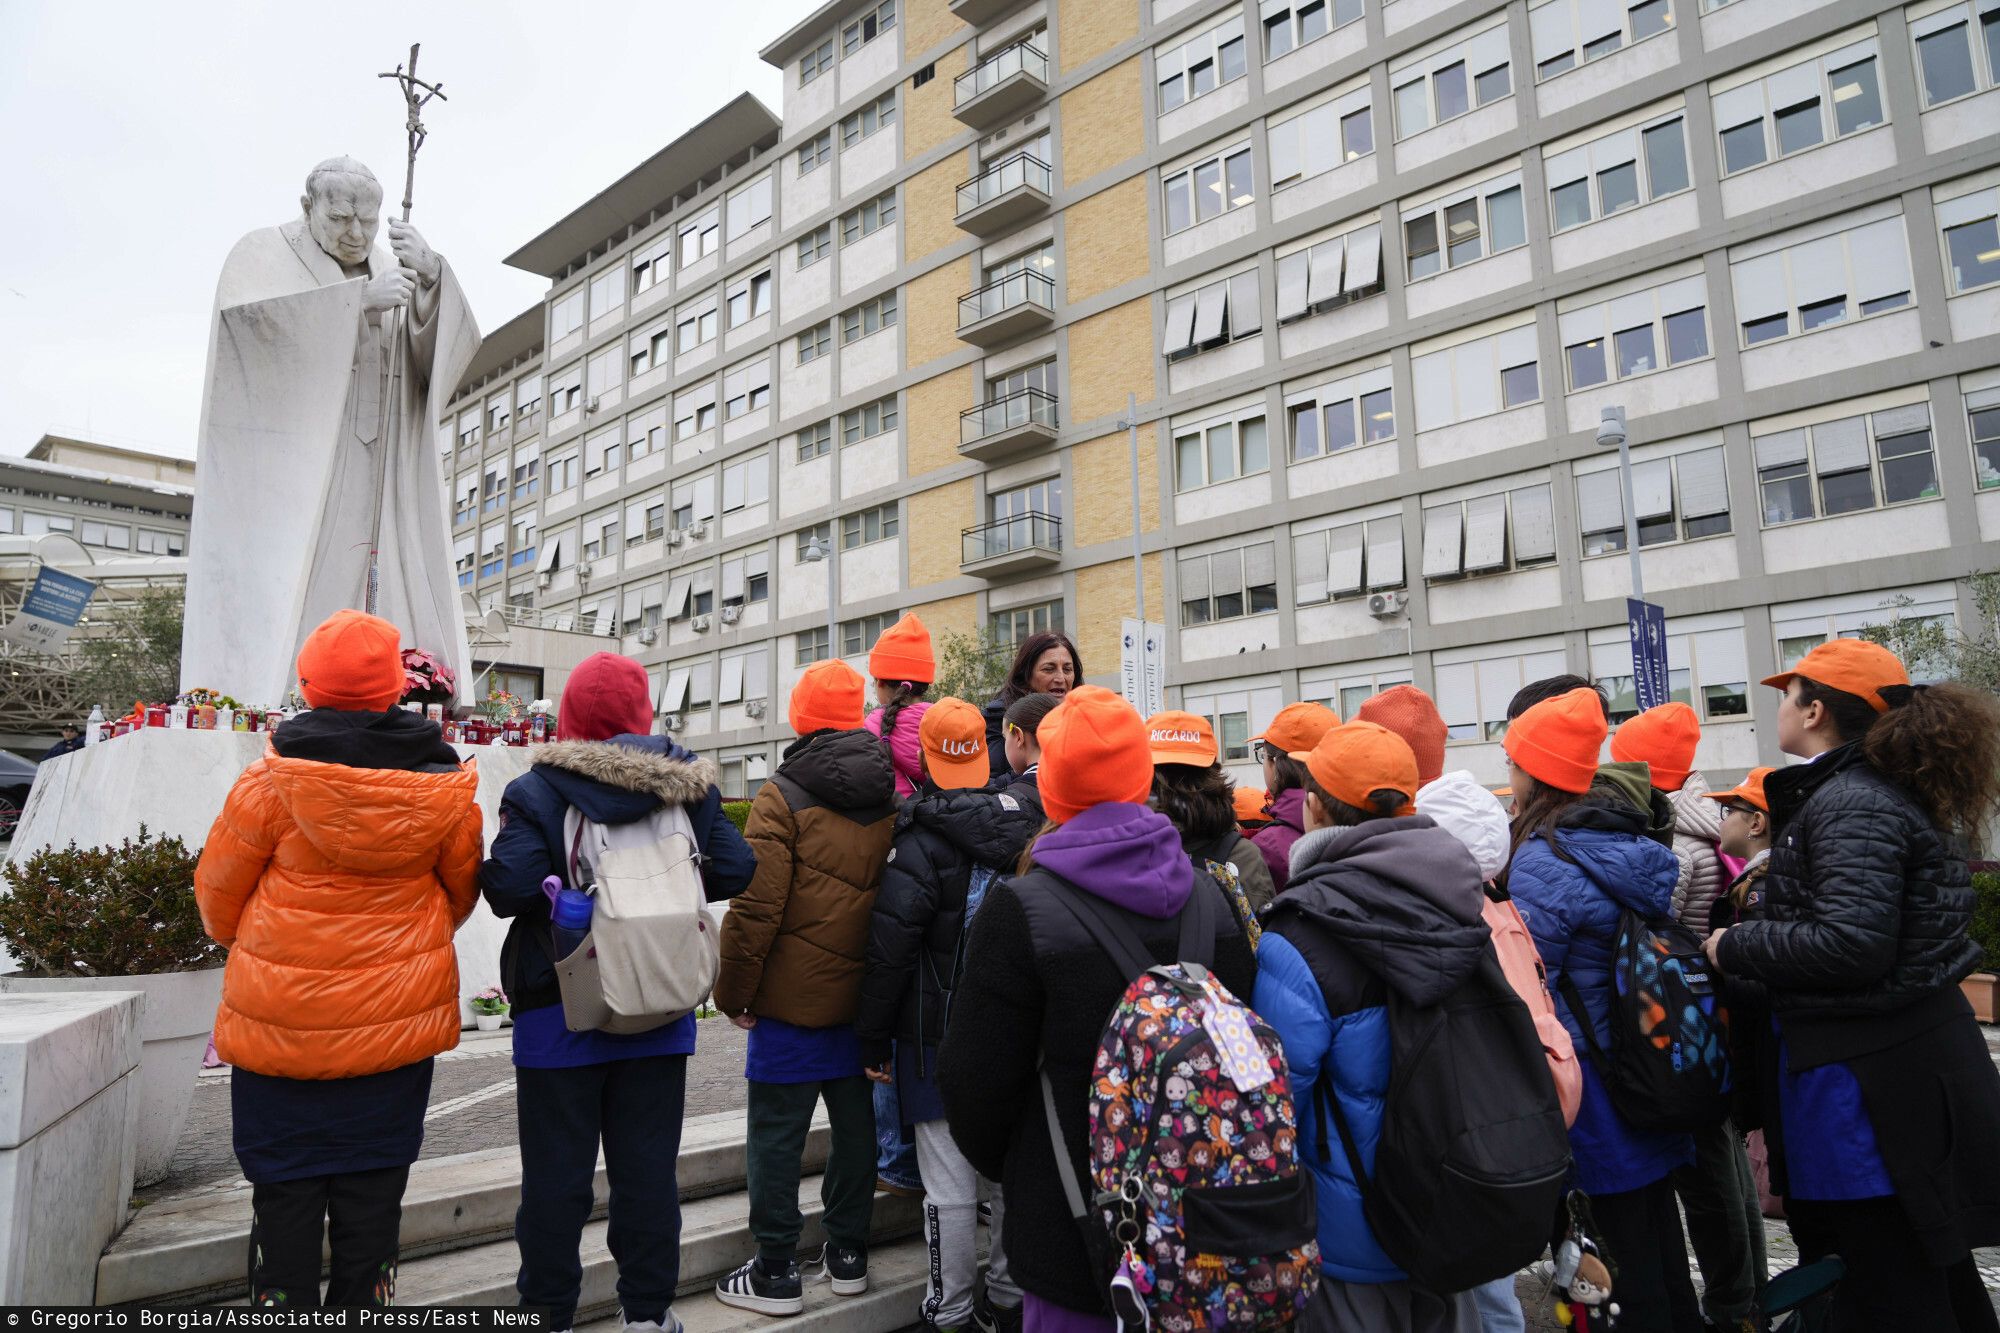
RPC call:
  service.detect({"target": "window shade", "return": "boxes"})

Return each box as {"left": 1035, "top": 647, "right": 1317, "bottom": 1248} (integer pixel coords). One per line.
{"left": 1694, "top": 628, "right": 1749, "bottom": 687}
{"left": 1530, "top": 1, "right": 1573, "bottom": 62}
{"left": 665, "top": 577, "right": 693, "bottom": 618}
{"left": 1812, "top": 416, "right": 1871, "bottom": 472}
{"left": 1211, "top": 549, "right": 1245, "bottom": 596}
{"left": 1229, "top": 271, "right": 1261, "bottom": 336}
{"left": 694, "top": 476, "right": 717, "bottom": 521}
{"left": 1294, "top": 532, "right": 1329, "bottom": 603}
{"left": 1789, "top": 235, "right": 1847, "bottom": 307}
{"left": 722, "top": 559, "right": 746, "bottom": 602}
{"left": 1577, "top": 469, "right": 1624, "bottom": 531}
{"left": 1327, "top": 525, "right": 1365, "bottom": 594}
{"left": 1851, "top": 219, "right": 1912, "bottom": 303}
{"left": 1765, "top": 61, "right": 1821, "bottom": 112}
{"left": 1754, "top": 429, "right": 1809, "bottom": 468}
{"left": 1180, "top": 554, "right": 1211, "bottom": 601}
{"left": 661, "top": 669, "right": 690, "bottom": 712}
{"left": 1244, "top": 542, "right": 1277, "bottom": 587}
{"left": 1276, "top": 254, "right": 1310, "bottom": 321}
{"left": 1345, "top": 228, "right": 1382, "bottom": 291}
{"left": 1732, "top": 253, "right": 1789, "bottom": 323}
{"left": 1463, "top": 494, "right": 1509, "bottom": 571}
{"left": 1163, "top": 293, "right": 1198, "bottom": 354}
{"left": 1307, "top": 240, "right": 1344, "bottom": 307}
{"left": 1677, "top": 448, "right": 1729, "bottom": 518}
{"left": 1423, "top": 505, "right": 1464, "bottom": 576}
{"left": 621, "top": 587, "right": 644, "bottom": 620}
{"left": 1433, "top": 662, "right": 1479, "bottom": 730}
{"left": 1366, "top": 521, "right": 1404, "bottom": 588}
{"left": 1192, "top": 282, "right": 1228, "bottom": 345}
{"left": 720, "top": 655, "right": 746, "bottom": 703}
{"left": 536, "top": 535, "right": 563, "bottom": 573}
{"left": 1632, "top": 460, "right": 1675, "bottom": 519}
{"left": 1512, "top": 485, "right": 1556, "bottom": 561}
{"left": 1871, "top": 403, "right": 1930, "bottom": 436}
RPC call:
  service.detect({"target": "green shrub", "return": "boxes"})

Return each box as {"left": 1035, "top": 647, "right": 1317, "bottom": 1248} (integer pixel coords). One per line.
{"left": 722, "top": 801, "right": 751, "bottom": 834}
{"left": 1971, "top": 870, "right": 2000, "bottom": 975}
{"left": 0, "top": 826, "right": 222, "bottom": 976}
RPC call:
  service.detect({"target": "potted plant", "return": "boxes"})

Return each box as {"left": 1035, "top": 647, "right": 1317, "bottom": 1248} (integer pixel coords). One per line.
{"left": 400, "top": 648, "right": 458, "bottom": 709}
{"left": 470, "top": 985, "right": 510, "bottom": 1031}
{"left": 0, "top": 827, "right": 225, "bottom": 1186}
{"left": 1962, "top": 867, "right": 2000, "bottom": 1023}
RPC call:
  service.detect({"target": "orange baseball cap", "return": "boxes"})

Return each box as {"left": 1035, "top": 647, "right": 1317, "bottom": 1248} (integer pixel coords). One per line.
{"left": 789, "top": 658, "right": 866, "bottom": 735}
{"left": 1254, "top": 702, "right": 1339, "bottom": 757}
{"left": 1610, "top": 702, "right": 1702, "bottom": 791}
{"left": 1762, "top": 639, "right": 1909, "bottom": 713}
{"left": 1293, "top": 720, "right": 1418, "bottom": 817}
{"left": 1038, "top": 685, "right": 1153, "bottom": 823}
{"left": 1233, "top": 787, "right": 1270, "bottom": 825}
{"left": 920, "top": 697, "right": 988, "bottom": 789}
{"left": 1503, "top": 687, "right": 1608, "bottom": 794}
{"left": 1705, "top": 766, "right": 1775, "bottom": 814}
{"left": 868, "top": 612, "right": 934, "bottom": 685}
{"left": 1146, "top": 710, "right": 1218, "bottom": 767}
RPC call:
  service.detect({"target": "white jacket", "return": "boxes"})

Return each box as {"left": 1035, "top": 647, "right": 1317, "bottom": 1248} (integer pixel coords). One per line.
{"left": 1666, "top": 770, "right": 1726, "bottom": 932}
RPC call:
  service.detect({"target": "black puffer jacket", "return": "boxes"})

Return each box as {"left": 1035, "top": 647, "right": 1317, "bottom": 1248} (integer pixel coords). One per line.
{"left": 856, "top": 775, "right": 1044, "bottom": 1065}
{"left": 1716, "top": 741, "right": 1978, "bottom": 1064}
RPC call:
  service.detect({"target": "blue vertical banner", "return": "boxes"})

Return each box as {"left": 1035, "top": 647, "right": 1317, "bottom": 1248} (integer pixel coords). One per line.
{"left": 1628, "top": 597, "right": 1670, "bottom": 712}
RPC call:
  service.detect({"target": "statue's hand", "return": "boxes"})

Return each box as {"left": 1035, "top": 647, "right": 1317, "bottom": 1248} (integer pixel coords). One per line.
{"left": 387, "top": 220, "right": 443, "bottom": 287}
{"left": 362, "top": 268, "right": 418, "bottom": 313}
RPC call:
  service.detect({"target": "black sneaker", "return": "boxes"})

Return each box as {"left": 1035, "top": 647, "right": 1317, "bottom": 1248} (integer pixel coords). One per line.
{"left": 810, "top": 1241, "right": 867, "bottom": 1296}
{"left": 715, "top": 1254, "right": 803, "bottom": 1316}
{"left": 985, "top": 1296, "right": 1023, "bottom": 1333}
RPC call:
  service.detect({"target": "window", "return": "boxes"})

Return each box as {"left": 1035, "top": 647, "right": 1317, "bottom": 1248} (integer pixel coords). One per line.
{"left": 673, "top": 386, "right": 718, "bottom": 439}
{"left": 836, "top": 612, "right": 894, "bottom": 660}
{"left": 1162, "top": 143, "right": 1254, "bottom": 235}
{"left": 1411, "top": 321, "right": 1541, "bottom": 430}
{"left": 20, "top": 513, "right": 71, "bottom": 537}
{"left": 1912, "top": 3, "right": 2000, "bottom": 107}
{"left": 795, "top": 522, "right": 832, "bottom": 561}
{"left": 1390, "top": 21, "right": 1512, "bottom": 137}
{"left": 1422, "top": 484, "right": 1557, "bottom": 578}
{"left": 1294, "top": 514, "right": 1405, "bottom": 604}
{"left": 726, "top": 268, "right": 773, "bottom": 326}
{"left": 1268, "top": 90, "right": 1374, "bottom": 190}
{"left": 79, "top": 520, "right": 129, "bottom": 548}
{"left": 1938, "top": 186, "right": 2000, "bottom": 293}
{"left": 843, "top": 0, "right": 895, "bottom": 54}
{"left": 1971, "top": 387, "right": 2000, "bottom": 488}
{"left": 587, "top": 346, "right": 623, "bottom": 398}
{"left": 1774, "top": 588, "right": 1960, "bottom": 682}
{"left": 551, "top": 290, "right": 584, "bottom": 340}
{"left": 1275, "top": 223, "right": 1384, "bottom": 323}
{"left": 798, "top": 420, "right": 834, "bottom": 461}
{"left": 588, "top": 269, "right": 623, "bottom": 321}
{"left": 842, "top": 191, "right": 898, "bottom": 245}
{"left": 721, "top": 455, "right": 772, "bottom": 513}
{"left": 1559, "top": 271, "right": 1710, "bottom": 390}
{"left": 1730, "top": 212, "right": 1912, "bottom": 347}
{"left": 584, "top": 426, "right": 623, "bottom": 478}
{"left": 842, "top": 396, "right": 899, "bottom": 445}
{"left": 843, "top": 504, "right": 900, "bottom": 550}
{"left": 1577, "top": 445, "right": 1730, "bottom": 554}
{"left": 722, "top": 360, "right": 773, "bottom": 420}
{"left": 581, "top": 511, "right": 621, "bottom": 562}
{"left": 1755, "top": 402, "right": 1938, "bottom": 525}
{"left": 722, "top": 548, "right": 771, "bottom": 607}
{"left": 136, "top": 528, "right": 182, "bottom": 556}
{"left": 912, "top": 62, "right": 935, "bottom": 88}
{"left": 1530, "top": 0, "right": 1676, "bottom": 81}
{"left": 797, "top": 223, "right": 833, "bottom": 267}
{"left": 1173, "top": 409, "right": 1270, "bottom": 490}
{"left": 797, "top": 321, "right": 832, "bottom": 364}
{"left": 1501, "top": 362, "right": 1539, "bottom": 406}
{"left": 989, "top": 359, "right": 1056, "bottom": 401}
{"left": 549, "top": 365, "right": 584, "bottom": 415}
{"left": 1161, "top": 270, "right": 1261, "bottom": 359}
{"left": 546, "top": 453, "right": 580, "bottom": 494}
{"left": 1546, "top": 112, "right": 1689, "bottom": 231}
{"left": 990, "top": 599, "right": 1065, "bottom": 653}
{"left": 632, "top": 236, "right": 672, "bottom": 293}
{"left": 842, "top": 292, "right": 899, "bottom": 343}
{"left": 841, "top": 92, "right": 897, "bottom": 147}
{"left": 797, "top": 626, "right": 831, "bottom": 666}
{"left": 1590, "top": 625, "right": 1747, "bottom": 723}
{"left": 1402, "top": 174, "right": 1525, "bottom": 280}
{"left": 676, "top": 297, "right": 719, "bottom": 354}
{"left": 725, "top": 176, "right": 773, "bottom": 238}
{"left": 1180, "top": 543, "right": 1279, "bottom": 625}
{"left": 515, "top": 376, "right": 543, "bottom": 423}
{"left": 1157, "top": 13, "right": 1248, "bottom": 112}
{"left": 1262, "top": 0, "right": 1361, "bottom": 60}
{"left": 486, "top": 397, "right": 511, "bottom": 434}
{"left": 798, "top": 130, "right": 832, "bottom": 175}
{"left": 670, "top": 475, "right": 717, "bottom": 532}
{"left": 1287, "top": 366, "right": 1395, "bottom": 460}
{"left": 629, "top": 324, "right": 670, "bottom": 377}
{"left": 800, "top": 36, "right": 834, "bottom": 84}
{"left": 1712, "top": 42, "right": 1888, "bottom": 175}
{"left": 677, "top": 207, "right": 721, "bottom": 268}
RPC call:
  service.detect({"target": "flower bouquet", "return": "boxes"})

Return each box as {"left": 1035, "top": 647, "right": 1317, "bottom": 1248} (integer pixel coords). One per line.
{"left": 402, "top": 648, "right": 458, "bottom": 707}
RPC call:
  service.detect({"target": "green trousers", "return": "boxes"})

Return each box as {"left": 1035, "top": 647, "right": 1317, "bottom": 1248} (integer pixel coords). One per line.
{"left": 746, "top": 1075, "right": 877, "bottom": 1264}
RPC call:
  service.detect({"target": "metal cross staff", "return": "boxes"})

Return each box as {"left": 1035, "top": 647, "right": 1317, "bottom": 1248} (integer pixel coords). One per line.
{"left": 363, "top": 44, "right": 447, "bottom": 616}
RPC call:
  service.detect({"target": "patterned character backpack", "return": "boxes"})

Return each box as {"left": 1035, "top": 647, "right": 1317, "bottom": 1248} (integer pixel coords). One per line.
{"left": 1039, "top": 877, "right": 1319, "bottom": 1333}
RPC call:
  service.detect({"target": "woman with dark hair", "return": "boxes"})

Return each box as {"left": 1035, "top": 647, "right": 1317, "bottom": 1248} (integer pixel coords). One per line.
{"left": 1706, "top": 640, "right": 2000, "bottom": 1332}
{"left": 981, "top": 632, "right": 1080, "bottom": 778}
{"left": 1246, "top": 703, "right": 1339, "bottom": 895}
{"left": 1146, "top": 710, "right": 1276, "bottom": 920}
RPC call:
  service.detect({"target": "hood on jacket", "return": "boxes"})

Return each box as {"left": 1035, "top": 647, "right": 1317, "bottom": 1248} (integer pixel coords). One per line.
{"left": 780, "top": 727, "right": 898, "bottom": 812}
{"left": 261, "top": 747, "right": 477, "bottom": 875}
{"left": 1416, "top": 771, "right": 1511, "bottom": 881}
{"left": 900, "top": 781, "right": 1042, "bottom": 869}
{"left": 1666, "top": 769, "right": 1722, "bottom": 844}
{"left": 1265, "top": 786, "right": 1306, "bottom": 832}
{"left": 273, "top": 707, "right": 460, "bottom": 772}
{"left": 1270, "top": 816, "right": 1491, "bottom": 1006}
{"left": 1541, "top": 782, "right": 1681, "bottom": 919}
{"left": 1031, "top": 801, "right": 1192, "bottom": 919}
{"left": 531, "top": 734, "right": 718, "bottom": 825}
{"left": 1591, "top": 761, "right": 1677, "bottom": 847}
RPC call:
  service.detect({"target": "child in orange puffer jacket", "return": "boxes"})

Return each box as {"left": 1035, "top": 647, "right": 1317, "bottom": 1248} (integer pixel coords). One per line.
{"left": 196, "top": 610, "right": 482, "bottom": 1309}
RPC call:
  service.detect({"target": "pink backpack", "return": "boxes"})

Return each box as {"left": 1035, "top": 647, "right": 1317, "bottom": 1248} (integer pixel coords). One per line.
{"left": 1483, "top": 894, "right": 1582, "bottom": 1127}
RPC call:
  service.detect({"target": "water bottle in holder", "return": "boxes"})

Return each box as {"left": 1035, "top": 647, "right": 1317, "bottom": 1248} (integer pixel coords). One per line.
{"left": 544, "top": 873, "right": 594, "bottom": 960}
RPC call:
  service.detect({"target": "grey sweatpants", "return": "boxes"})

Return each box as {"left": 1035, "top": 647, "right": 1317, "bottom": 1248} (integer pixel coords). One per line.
{"left": 914, "top": 1118, "right": 1019, "bottom": 1326}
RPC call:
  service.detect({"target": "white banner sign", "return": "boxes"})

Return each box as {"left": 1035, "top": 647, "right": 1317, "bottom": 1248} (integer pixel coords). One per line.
{"left": 1119, "top": 617, "right": 1166, "bottom": 719}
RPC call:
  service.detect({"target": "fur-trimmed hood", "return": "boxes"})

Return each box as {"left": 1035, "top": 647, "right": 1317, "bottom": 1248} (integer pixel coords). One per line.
{"left": 529, "top": 733, "right": 718, "bottom": 825}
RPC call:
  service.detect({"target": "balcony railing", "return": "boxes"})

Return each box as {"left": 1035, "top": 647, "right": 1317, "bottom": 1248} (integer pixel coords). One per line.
{"left": 962, "top": 511, "right": 1062, "bottom": 568}
{"left": 957, "top": 269, "right": 1056, "bottom": 338}
{"left": 954, "top": 40, "right": 1049, "bottom": 126}
{"left": 961, "top": 388, "right": 1059, "bottom": 453}
{"left": 957, "top": 152, "right": 1053, "bottom": 216}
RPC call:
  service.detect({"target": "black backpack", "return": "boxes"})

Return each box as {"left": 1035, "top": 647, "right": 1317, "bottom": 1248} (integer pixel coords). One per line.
{"left": 1559, "top": 909, "right": 1732, "bottom": 1133}
{"left": 1320, "top": 948, "right": 1572, "bottom": 1294}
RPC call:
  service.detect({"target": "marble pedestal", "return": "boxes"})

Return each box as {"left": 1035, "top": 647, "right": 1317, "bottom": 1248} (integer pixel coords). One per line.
{"left": 12, "top": 729, "right": 535, "bottom": 1017}
{"left": 0, "top": 991, "right": 141, "bottom": 1303}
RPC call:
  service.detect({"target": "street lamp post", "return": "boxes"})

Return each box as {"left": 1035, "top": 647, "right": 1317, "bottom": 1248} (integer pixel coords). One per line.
{"left": 804, "top": 534, "right": 837, "bottom": 661}
{"left": 1597, "top": 406, "right": 1643, "bottom": 600}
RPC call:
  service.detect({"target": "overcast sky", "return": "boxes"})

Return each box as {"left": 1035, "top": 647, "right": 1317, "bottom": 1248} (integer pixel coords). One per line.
{"left": 0, "top": 0, "right": 827, "bottom": 459}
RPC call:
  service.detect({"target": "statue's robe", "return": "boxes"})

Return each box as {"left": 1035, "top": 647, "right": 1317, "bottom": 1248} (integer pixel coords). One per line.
{"left": 181, "top": 217, "right": 479, "bottom": 705}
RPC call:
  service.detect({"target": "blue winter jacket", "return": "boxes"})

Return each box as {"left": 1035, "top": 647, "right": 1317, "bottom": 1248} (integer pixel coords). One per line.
{"left": 1253, "top": 816, "right": 1491, "bottom": 1283}
{"left": 1507, "top": 774, "right": 1693, "bottom": 1195}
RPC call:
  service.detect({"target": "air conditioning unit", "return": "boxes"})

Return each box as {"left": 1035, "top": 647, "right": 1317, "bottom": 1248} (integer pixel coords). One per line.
{"left": 637, "top": 627, "right": 658, "bottom": 646}
{"left": 720, "top": 604, "right": 743, "bottom": 625}
{"left": 744, "top": 699, "right": 767, "bottom": 720}
{"left": 665, "top": 528, "right": 685, "bottom": 547}
{"left": 576, "top": 564, "right": 594, "bottom": 584}
{"left": 661, "top": 714, "right": 685, "bottom": 732}
{"left": 585, "top": 397, "right": 601, "bottom": 414}
{"left": 1367, "top": 590, "right": 1409, "bottom": 619}
{"left": 689, "top": 521, "right": 710, "bottom": 539}
{"left": 536, "top": 572, "right": 553, "bottom": 590}
{"left": 692, "top": 614, "right": 713, "bottom": 633}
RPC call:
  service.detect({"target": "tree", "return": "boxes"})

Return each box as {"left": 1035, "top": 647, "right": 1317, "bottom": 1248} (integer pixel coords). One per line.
{"left": 930, "top": 628, "right": 1012, "bottom": 707}
{"left": 1856, "top": 572, "right": 2000, "bottom": 691}
{"left": 74, "top": 585, "right": 184, "bottom": 713}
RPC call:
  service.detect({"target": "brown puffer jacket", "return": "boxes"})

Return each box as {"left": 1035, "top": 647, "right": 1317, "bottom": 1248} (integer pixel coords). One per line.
{"left": 715, "top": 727, "right": 898, "bottom": 1026}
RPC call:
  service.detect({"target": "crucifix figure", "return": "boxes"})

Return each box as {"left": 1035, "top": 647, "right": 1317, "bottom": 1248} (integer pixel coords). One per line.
{"left": 179, "top": 46, "right": 479, "bottom": 708}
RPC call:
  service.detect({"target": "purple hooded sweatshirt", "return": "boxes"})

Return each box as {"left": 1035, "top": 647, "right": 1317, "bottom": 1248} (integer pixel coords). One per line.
{"left": 1250, "top": 787, "right": 1307, "bottom": 897}
{"left": 864, "top": 698, "right": 932, "bottom": 799}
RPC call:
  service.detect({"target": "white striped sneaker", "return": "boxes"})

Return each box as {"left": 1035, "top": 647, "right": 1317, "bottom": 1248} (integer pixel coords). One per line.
{"left": 715, "top": 1255, "right": 804, "bottom": 1316}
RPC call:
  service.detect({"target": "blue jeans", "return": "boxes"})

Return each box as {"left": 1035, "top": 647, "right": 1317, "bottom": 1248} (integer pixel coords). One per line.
{"left": 874, "top": 1064, "right": 920, "bottom": 1190}
{"left": 1469, "top": 1276, "right": 1526, "bottom": 1333}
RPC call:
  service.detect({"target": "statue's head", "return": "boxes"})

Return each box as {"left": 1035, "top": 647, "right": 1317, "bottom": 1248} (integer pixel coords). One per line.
{"left": 300, "top": 156, "right": 383, "bottom": 268}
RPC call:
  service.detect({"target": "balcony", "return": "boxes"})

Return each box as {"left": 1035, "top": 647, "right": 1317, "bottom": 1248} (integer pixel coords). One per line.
{"left": 957, "top": 269, "right": 1056, "bottom": 347}
{"left": 953, "top": 40, "right": 1049, "bottom": 130}
{"left": 960, "top": 388, "right": 1059, "bottom": 462}
{"left": 950, "top": 0, "right": 1030, "bottom": 25}
{"left": 961, "top": 511, "right": 1062, "bottom": 577}
{"left": 956, "top": 152, "right": 1053, "bottom": 237}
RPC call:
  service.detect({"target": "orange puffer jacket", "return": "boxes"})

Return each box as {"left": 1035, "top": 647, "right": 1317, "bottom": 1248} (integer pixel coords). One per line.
{"left": 196, "top": 746, "right": 483, "bottom": 1079}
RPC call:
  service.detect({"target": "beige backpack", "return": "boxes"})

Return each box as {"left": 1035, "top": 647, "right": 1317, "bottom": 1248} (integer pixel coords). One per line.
{"left": 551, "top": 802, "right": 718, "bottom": 1034}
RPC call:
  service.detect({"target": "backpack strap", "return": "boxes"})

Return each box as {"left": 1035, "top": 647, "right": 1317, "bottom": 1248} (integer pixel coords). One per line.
{"left": 1556, "top": 974, "right": 1613, "bottom": 1070}
{"left": 1041, "top": 1065, "right": 1091, "bottom": 1223}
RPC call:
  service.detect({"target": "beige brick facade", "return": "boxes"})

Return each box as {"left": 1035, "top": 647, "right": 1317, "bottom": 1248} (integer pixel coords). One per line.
{"left": 903, "top": 154, "right": 967, "bottom": 265}
{"left": 1058, "top": 0, "right": 1140, "bottom": 73}
{"left": 1059, "top": 58, "right": 1145, "bottom": 187}
{"left": 1065, "top": 297, "right": 1156, "bottom": 427}
{"left": 1070, "top": 423, "right": 1159, "bottom": 547}
{"left": 906, "top": 257, "right": 972, "bottom": 370}
{"left": 906, "top": 366, "right": 973, "bottom": 477}
{"left": 915, "top": 592, "right": 979, "bottom": 640}
{"left": 907, "top": 477, "right": 974, "bottom": 590}
{"left": 1064, "top": 176, "right": 1150, "bottom": 305}
{"left": 903, "top": 0, "right": 962, "bottom": 57}
{"left": 1073, "top": 554, "right": 1164, "bottom": 677}
{"left": 904, "top": 46, "right": 968, "bottom": 161}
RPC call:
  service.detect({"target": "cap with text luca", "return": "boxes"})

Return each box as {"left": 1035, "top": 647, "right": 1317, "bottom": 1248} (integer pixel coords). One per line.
{"left": 919, "top": 697, "right": 989, "bottom": 790}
